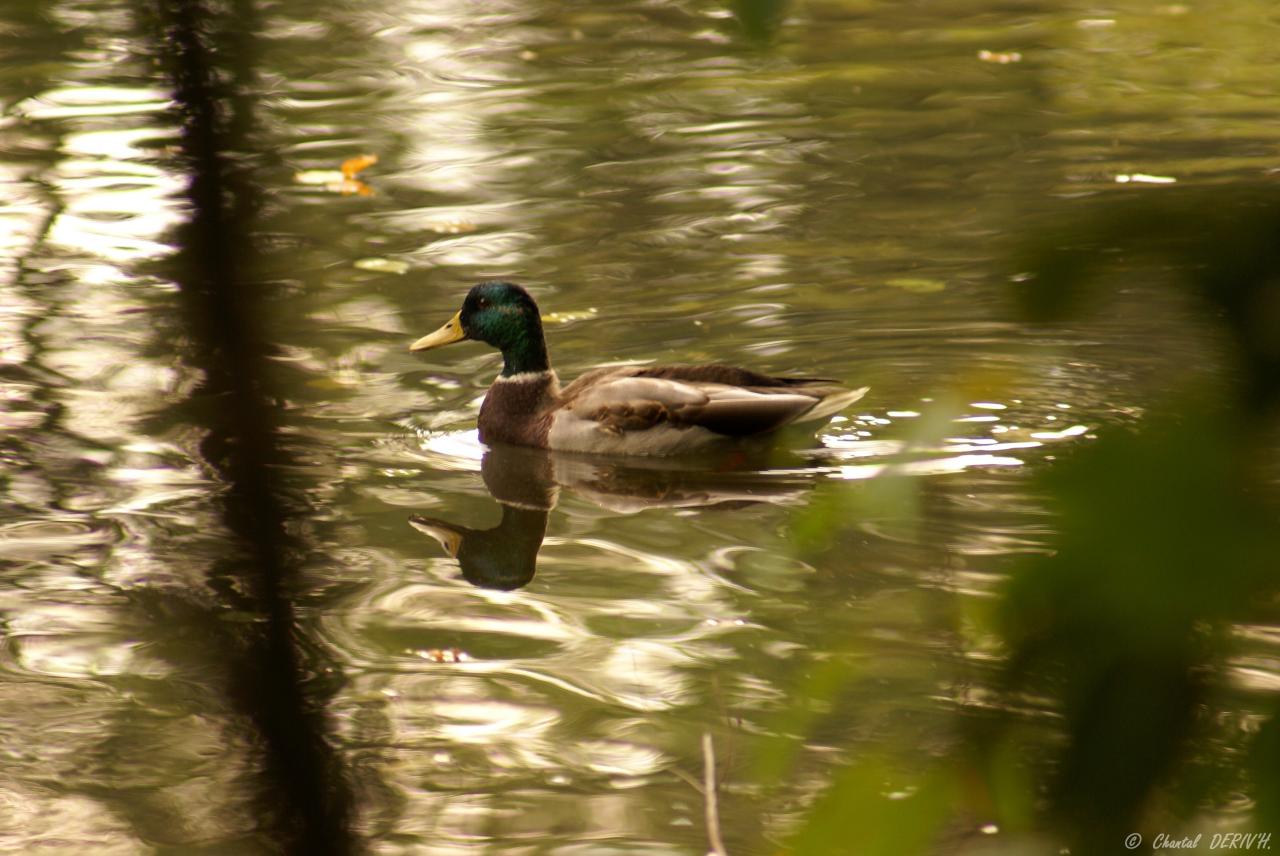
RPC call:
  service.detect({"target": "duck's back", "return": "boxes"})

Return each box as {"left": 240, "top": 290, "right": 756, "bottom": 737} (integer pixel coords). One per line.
{"left": 543, "top": 364, "right": 864, "bottom": 456}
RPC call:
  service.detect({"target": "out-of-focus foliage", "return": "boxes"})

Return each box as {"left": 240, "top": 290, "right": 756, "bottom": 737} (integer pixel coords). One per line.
{"left": 996, "top": 402, "right": 1279, "bottom": 854}
{"left": 730, "top": 0, "right": 789, "bottom": 42}
{"left": 772, "top": 189, "right": 1280, "bottom": 854}
{"left": 1012, "top": 188, "right": 1280, "bottom": 415}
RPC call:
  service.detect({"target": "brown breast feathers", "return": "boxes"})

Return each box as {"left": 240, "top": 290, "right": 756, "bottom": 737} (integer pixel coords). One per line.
{"left": 477, "top": 374, "right": 557, "bottom": 448}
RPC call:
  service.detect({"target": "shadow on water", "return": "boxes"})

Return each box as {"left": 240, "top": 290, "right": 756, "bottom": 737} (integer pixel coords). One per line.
{"left": 410, "top": 442, "right": 817, "bottom": 590}
{"left": 146, "top": 0, "right": 354, "bottom": 852}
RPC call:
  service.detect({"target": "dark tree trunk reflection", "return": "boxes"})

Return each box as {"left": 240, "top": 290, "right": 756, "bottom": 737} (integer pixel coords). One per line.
{"left": 152, "top": 0, "right": 355, "bottom": 852}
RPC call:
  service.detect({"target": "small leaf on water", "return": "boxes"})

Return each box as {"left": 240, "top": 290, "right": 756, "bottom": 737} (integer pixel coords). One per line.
{"left": 886, "top": 277, "right": 945, "bottom": 293}
{"left": 294, "top": 166, "right": 374, "bottom": 196}
{"left": 542, "top": 307, "right": 599, "bottom": 324}
{"left": 340, "top": 153, "right": 379, "bottom": 179}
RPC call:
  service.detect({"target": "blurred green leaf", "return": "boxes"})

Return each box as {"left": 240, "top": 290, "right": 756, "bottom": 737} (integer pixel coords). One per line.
{"left": 779, "top": 186, "right": 1280, "bottom": 854}
{"left": 1013, "top": 188, "right": 1280, "bottom": 414}
{"left": 791, "top": 760, "right": 957, "bottom": 856}
{"left": 731, "top": 0, "right": 788, "bottom": 43}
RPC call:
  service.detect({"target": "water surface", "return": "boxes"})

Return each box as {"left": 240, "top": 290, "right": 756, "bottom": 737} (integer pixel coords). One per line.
{"left": 2, "top": 0, "right": 1278, "bottom": 852}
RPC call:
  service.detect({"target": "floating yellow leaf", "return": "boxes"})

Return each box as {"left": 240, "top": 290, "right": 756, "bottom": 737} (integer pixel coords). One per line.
{"left": 542, "top": 307, "right": 599, "bottom": 324}
{"left": 294, "top": 153, "right": 379, "bottom": 196}
{"left": 341, "top": 153, "right": 378, "bottom": 179}
{"left": 886, "top": 277, "right": 945, "bottom": 293}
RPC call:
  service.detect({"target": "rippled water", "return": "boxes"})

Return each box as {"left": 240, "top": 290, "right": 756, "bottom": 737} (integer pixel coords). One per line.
{"left": 2, "top": 0, "right": 1278, "bottom": 852}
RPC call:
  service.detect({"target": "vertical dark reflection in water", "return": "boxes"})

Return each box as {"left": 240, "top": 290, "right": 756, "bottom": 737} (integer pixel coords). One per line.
{"left": 148, "top": 0, "right": 354, "bottom": 851}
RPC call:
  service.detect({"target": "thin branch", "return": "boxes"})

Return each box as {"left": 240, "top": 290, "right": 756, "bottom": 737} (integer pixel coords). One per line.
{"left": 703, "top": 732, "right": 729, "bottom": 856}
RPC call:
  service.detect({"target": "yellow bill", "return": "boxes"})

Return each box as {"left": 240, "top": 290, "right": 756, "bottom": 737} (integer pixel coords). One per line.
{"left": 409, "top": 517, "right": 464, "bottom": 557}
{"left": 410, "top": 310, "right": 466, "bottom": 352}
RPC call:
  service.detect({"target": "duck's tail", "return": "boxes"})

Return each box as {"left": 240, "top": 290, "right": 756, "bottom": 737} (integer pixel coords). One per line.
{"left": 799, "top": 385, "right": 870, "bottom": 423}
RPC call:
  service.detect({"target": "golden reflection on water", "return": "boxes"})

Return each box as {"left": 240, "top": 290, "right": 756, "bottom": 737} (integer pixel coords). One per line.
{"left": 1, "top": 0, "right": 1279, "bottom": 852}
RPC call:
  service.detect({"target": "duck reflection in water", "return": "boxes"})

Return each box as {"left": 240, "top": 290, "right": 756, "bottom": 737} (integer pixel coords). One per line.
{"left": 410, "top": 445, "right": 554, "bottom": 591}
{"left": 410, "top": 443, "right": 811, "bottom": 591}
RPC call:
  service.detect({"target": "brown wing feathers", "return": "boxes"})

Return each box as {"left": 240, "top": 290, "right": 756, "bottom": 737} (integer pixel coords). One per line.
{"left": 561, "top": 367, "right": 832, "bottom": 438}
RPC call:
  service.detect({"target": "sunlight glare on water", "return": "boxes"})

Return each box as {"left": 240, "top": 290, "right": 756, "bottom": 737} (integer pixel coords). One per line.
{"left": 1, "top": 0, "right": 1278, "bottom": 852}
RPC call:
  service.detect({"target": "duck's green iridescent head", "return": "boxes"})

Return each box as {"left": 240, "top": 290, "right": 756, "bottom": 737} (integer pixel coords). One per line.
{"left": 410, "top": 281, "right": 549, "bottom": 376}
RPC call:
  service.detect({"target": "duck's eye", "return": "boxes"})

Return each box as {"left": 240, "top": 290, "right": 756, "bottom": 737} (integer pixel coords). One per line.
{"left": 476, "top": 298, "right": 489, "bottom": 309}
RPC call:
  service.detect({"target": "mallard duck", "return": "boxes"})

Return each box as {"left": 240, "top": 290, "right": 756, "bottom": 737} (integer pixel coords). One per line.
{"left": 409, "top": 281, "right": 866, "bottom": 455}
